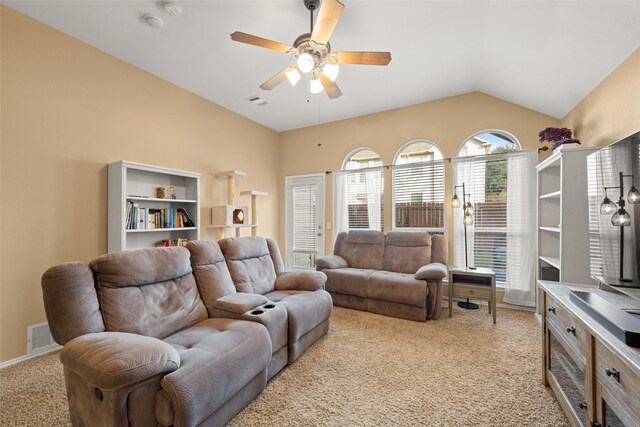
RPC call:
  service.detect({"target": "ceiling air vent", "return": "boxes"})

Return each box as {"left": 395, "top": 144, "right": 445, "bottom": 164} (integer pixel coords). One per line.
{"left": 246, "top": 96, "right": 268, "bottom": 106}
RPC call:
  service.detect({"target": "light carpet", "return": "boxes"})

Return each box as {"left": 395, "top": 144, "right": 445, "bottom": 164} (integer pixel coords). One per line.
{"left": 0, "top": 304, "right": 567, "bottom": 426}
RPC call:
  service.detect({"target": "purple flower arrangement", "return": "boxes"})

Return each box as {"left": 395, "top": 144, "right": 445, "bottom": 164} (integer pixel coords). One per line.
{"left": 538, "top": 127, "right": 581, "bottom": 150}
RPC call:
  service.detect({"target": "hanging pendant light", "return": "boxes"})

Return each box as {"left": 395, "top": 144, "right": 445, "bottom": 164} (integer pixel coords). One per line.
{"left": 611, "top": 208, "right": 631, "bottom": 226}
{"left": 451, "top": 194, "right": 461, "bottom": 208}
{"left": 600, "top": 196, "right": 617, "bottom": 215}
{"left": 627, "top": 185, "right": 640, "bottom": 204}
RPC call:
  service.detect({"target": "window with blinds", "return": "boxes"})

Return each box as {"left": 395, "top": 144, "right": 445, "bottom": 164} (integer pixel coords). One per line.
{"left": 454, "top": 157, "right": 510, "bottom": 282}
{"left": 333, "top": 167, "right": 384, "bottom": 234}
{"left": 586, "top": 154, "right": 603, "bottom": 279}
{"left": 291, "top": 184, "right": 318, "bottom": 268}
{"left": 392, "top": 160, "right": 445, "bottom": 231}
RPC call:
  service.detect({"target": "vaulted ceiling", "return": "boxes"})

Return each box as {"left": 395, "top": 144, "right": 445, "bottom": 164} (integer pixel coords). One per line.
{"left": 6, "top": 1, "right": 640, "bottom": 131}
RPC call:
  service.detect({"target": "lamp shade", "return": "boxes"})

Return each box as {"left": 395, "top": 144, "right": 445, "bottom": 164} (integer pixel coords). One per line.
{"left": 322, "top": 62, "right": 339, "bottom": 82}
{"left": 310, "top": 77, "right": 324, "bottom": 94}
{"left": 297, "top": 53, "right": 315, "bottom": 74}
{"left": 285, "top": 67, "right": 302, "bottom": 87}
{"left": 451, "top": 194, "right": 461, "bottom": 208}
{"left": 611, "top": 208, "right": 631, "bottom": 226}
{"left": 464, "top": 202, "right": 474, "bottom": 216}
{"left": 463, "top": 213, "right": 473, "bottom": 225}
{"left": 628, "top": 186, "right": 640, "bottom": 204}
{"left": 600, "top": 197, "right": 617, "bottom": 215}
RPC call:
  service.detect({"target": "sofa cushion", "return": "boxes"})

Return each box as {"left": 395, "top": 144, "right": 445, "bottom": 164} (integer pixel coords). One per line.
{"left": 160, "top": 318, "right": 271, "bottom": 427}
{"left": 324, "top": 268, "right": 376, "bottom": 298}
{"left": 220, "top": 237, "right": 277, "bottom": 295}
{"left": 367, "top": 271, "right": 428, "bottom": 307}
{"left": 89, "top": 247, "right": 207, "bottom": 339}
{"left": 335, "top": 230, "right": 385, "bottom": 270}
{"left": 263, "top": 290, "right": 333, "bottom": 342}
{"left": 382, "top": 231, "right": 432, "bottom": 274}
{"left": 187, "top": 240, "right": 237, "bottom": 304}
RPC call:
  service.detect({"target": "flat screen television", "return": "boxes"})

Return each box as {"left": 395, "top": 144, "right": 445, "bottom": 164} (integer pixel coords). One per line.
{"left": 587, "top": 131, "right": 640, "bottom": 289}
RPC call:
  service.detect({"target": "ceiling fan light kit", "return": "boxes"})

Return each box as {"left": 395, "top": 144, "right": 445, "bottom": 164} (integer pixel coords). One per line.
{"left": 230, "top": 0, "right": 391, "bottom": 99}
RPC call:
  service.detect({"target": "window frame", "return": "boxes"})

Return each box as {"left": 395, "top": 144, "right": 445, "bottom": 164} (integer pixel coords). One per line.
{"left": 458, "top": 129, "right": 522, "bottom": 158}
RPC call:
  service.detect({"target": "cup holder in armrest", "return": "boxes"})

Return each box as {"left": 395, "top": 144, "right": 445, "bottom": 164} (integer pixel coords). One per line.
{"left": 250, "top": 310, "right": 264, "bottom": 315}
{"left": 263, "top": 304, "right": 276, "bottom": 309}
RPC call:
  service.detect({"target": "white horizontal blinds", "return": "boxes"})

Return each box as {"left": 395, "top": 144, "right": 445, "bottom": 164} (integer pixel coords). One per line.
{"left": 453, "top": 150, "right": 538, "bottom": 306}
{"left": 587, "top": 153, "right": 603, "bottom": 279}
{"left": 333, "top": 167, "right": 384, "bottom": 236}
{"left": 392, "top": 160, "right": 445, "bottom": 230}
{"left": 292, "top": 184, "right": 317, "bottom": 268}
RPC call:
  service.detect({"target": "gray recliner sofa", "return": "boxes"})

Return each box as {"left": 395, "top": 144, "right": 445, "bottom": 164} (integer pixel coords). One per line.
{"left": 218, "top": 236, "right": 333, "bottom": 363}
{"left": 41, "top": 240, "right": 332, "bottom": 427}
{"left": 316, "top": 230, "right": 447, "bottom": 321}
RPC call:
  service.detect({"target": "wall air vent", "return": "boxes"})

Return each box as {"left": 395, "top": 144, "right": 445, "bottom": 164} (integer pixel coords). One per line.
{"left": 27, "top": 322, "right": 59, "bottom": 356}
{"left": 246, "top": 96, "right": 268, "bottom": 106}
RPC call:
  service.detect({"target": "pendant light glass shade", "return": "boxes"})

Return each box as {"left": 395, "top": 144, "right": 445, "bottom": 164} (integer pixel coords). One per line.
{"left": 600, "top": 197, "right": 617, "bottom": 215}
{"left": 310, "top": 77, "right": 324, "bottom": 94}
{"left": 285, "top": 67, "right": 302, "bottom": 87}
{"left": 464, "top": 202, "right": 474, "bottom": 216}
{"left": 463, "top": 213, "right": 473, "bottom": 225}
{"left": 451, "top": 194, "right": 461, "bottom": 208}
{"left": 627, "top": 186, "right": 640, "bottom": 204}
{"left": 611, "top": 208, "right": 631, "bottom": 226}
{"left": 322, "top": 62, "right": 339, "bottom": 82}
{"left": 297, "top": 53, "right": 315, "bottom": 74}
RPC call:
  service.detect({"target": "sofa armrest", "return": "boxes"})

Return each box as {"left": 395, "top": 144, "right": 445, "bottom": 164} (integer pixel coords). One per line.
{"left": 61, "top": 332, "right": 180, "bottom": 390}
{"left": 275, "top": 270, "right": 327, "bottom": 291}
{"left": 315, "top": 255, "right": 348, "bottom": 271}
{"left": 210, "top": 293, "right": 269, "bottom": 315}
{"left": 415, "top": 263, "right": 447, "bottom": 281}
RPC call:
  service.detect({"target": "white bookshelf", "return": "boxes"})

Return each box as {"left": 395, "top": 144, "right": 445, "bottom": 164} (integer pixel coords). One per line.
{"left": 536, "top": 147, "right": 598, "bottom": 289}
{"left": 108, "top": 161, "right": 200, "bottom": 252}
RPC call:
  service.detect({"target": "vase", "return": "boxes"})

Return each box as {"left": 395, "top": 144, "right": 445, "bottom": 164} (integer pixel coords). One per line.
{"left": 553, "top": 143, "right": 579, "bottom": 154}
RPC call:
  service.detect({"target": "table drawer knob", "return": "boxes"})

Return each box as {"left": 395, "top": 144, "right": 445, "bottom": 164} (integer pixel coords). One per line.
{"left": 605, "top": 367, "right": 620, "bottom": 382}
{"left": 579, "top": 400, "right": 588, "bottom": 410}
{"left": 548, "top": 306, "right": 556, "bottom": 314}
{"left": 566, "top": 326, "right": 576, "bottom": 336}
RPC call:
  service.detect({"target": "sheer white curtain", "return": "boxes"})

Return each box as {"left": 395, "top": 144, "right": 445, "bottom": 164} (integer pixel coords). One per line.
{"left": 504, "top": 150, "right": 537, "bottom": 306}
{"left": 365, "top": 168, "right": 383, "bottom": 231}
{"left": 452, "top": 158, "right": 475, "bottom": 268}
{"left": 332, "top": 171, "right": 349, "bottom": 239}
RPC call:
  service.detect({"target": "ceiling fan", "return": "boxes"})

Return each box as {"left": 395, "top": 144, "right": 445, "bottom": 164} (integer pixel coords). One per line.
{"left": 230, "top": 0, "right": 392, "bottom": 99}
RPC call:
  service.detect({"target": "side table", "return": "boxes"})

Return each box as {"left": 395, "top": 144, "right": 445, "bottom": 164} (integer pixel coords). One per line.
{"left": 448, "top": 266, "right": 496, "bottom": 324}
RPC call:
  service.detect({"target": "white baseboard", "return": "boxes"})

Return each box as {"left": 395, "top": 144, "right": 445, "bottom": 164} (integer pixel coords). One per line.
{"left": 0, "top": 345, "right": 61, "bottom": 369}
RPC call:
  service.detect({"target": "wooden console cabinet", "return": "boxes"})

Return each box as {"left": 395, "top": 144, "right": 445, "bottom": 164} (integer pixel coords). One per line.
{"left": 539, "top": 281, "right": 640, "bottom": 427}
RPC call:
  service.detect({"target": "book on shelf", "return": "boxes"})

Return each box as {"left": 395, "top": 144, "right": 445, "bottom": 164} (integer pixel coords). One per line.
{"left": 155, "top": 238, "right": 189, "bottom": 247}
{"left": 126, "top": 204, "right": 195, "bottom": 230}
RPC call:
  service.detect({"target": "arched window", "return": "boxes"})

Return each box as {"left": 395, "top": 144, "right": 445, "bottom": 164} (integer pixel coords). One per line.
{"left": 392, "top": 141, "right": 445, "bottom": 232}
{"left": 458, "top": 130, "right": 521, "bottom": 157}
{"left": 452, "top": 130, "right": 537, "bottom": 307}
{"left": 333, "top": 148, "right": 384, "bottom": 235}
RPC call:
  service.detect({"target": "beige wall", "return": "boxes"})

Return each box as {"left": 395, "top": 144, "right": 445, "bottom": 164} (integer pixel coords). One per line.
{"left": 0, "top": 7, "right": 280, "bottom": 362}
{"left": 278, "top": 92, "right": 559, "bottom": 257}
{"left": 561, "top": 47, "right": 640, "bottom": 147}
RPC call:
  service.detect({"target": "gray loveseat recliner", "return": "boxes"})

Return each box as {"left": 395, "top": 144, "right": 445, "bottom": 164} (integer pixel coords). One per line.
{"left": 316, "top": 230, "right": 447, "bottom": 321}
{"left": 41, "top": 237, "right": 331, "bottom": 427}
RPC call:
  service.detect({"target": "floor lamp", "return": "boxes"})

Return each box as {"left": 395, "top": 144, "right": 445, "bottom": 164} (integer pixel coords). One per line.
{"left": 599, "top": 171, "right": 640, "bottom": 282}
{"left": 452, "top": 183, "right": 478, "bottom": 309}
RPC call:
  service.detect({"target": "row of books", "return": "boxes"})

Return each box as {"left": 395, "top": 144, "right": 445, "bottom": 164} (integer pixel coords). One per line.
{"left": 155, "top": 238, "right": 189, "bottom": 247}
{"left": 126, "top": 202, "right": 195, "bottom": 230}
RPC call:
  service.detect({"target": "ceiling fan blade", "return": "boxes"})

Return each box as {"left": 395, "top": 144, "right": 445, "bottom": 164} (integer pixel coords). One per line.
{"left": 259, "top": 65, "right": 297, "bottom": 90}
{"left": 310, "top": 0, "right": 345, "bottom": 46}
{"left": 230, "top": 31, "right": 292, "bottom": 53}
{"left": 319, "top": 74, "right": 342, "bottom": 99}
{"left": 335, "top": 51, "right": 392, "bottom": 66}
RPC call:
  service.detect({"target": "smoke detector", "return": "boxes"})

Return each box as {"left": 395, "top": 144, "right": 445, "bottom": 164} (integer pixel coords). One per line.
{"left": 162, "top": 1, "right": 182, "bottom": 17}
{"left": 143, "top": 14, "right": 164, "bottom": 28}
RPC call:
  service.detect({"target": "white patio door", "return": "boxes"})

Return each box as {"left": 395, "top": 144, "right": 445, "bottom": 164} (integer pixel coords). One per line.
{"left": 285, "top": 173, "right": 325, "bottom": 270}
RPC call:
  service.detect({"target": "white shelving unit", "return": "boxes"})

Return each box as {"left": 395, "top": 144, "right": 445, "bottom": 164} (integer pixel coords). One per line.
{"left": 536, "top": 147, "right": 598, "bottom": 289}
{"left": 108, "top": 160, "right": 200, "bottom": 252}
